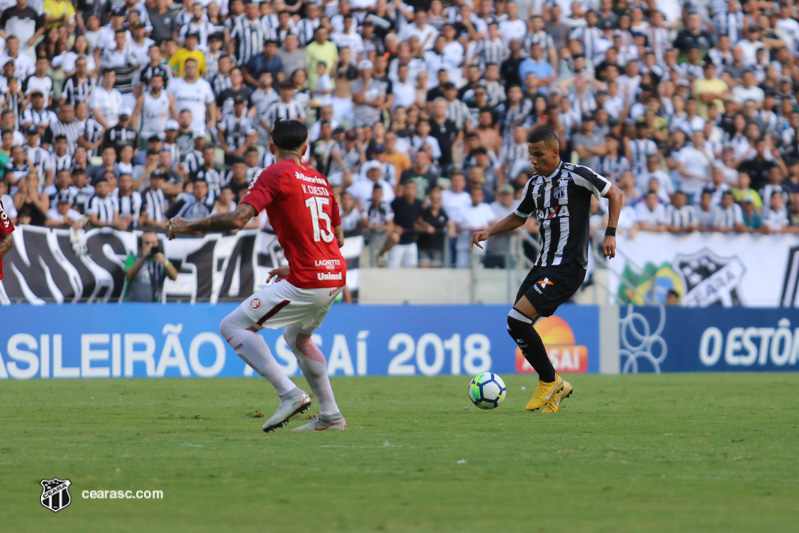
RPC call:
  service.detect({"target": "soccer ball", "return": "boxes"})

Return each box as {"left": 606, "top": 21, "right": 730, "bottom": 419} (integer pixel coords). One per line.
{"left": 468, "top": 372, "right": 506, "bottom": 410}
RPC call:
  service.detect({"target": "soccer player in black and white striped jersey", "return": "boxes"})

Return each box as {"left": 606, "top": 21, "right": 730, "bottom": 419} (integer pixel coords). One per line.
{"left": 470, "top": 127, "right": 623, "bottom": 414}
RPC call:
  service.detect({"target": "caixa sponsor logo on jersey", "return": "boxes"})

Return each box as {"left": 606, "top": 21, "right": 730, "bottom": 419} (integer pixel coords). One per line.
{"left": 536, "top": 205, "right": 570, "bottom": 220}
{"left": 699, "top": 318, "right": 799, "bottom": 368}
{"left": 315, "top": 259, "right": 341, "bottom": 270}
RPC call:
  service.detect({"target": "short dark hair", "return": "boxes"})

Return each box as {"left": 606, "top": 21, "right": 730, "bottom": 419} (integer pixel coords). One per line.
{"left": 271, "top": 119, "right": 307, "bottom": 151}
{"left": 527, "top": 126, "right": 559, "bottom": 146}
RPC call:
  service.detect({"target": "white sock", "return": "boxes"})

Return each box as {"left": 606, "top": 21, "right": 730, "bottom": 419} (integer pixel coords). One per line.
{"left": 283, "top": 325, "right": 341, "bottom": 417}
{"left": 220, "top": 307, "right": 296, "bottom": 397}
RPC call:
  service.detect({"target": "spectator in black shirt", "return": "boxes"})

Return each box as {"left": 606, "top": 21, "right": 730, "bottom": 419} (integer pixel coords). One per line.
{"left": 738, "top": 137, "right": 784, "bottom": 191}
{"left": 417, "top": 188, "right": 452, "bottom": 268}
{"left": 102, "top": 107, "right": 138, "bottom": 153}
{"left": 500, "top": 40, "right": 524, "bottom": 89}
{"left": 429, "top": 99, "right": 461, "bottom": 173}
{"left": 400, "top": 151, "right": 438, "bottom": 201}
{"left": 673, "top": 13, "right": 714, "bottom": 57}
{"left": 384, "top": 181, "right": 423, "bottom": 269}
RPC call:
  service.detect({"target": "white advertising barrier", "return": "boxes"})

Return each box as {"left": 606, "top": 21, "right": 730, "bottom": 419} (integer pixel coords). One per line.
{"left": 608, "top": 232, "right": 799, "bottom": 307}
{"left": 0, "top": 226, "right": 363, "bottom": 304}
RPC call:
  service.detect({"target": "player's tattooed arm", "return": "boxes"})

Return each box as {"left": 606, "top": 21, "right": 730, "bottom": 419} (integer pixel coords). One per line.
{"left": 335, "top": 225, "right": 344, "bottom": 248}
{"left": 0, "top": 233, "right": 13, "bottom": 259}
{"left": 168, "top": 204, "right": 258, "bottom": 239}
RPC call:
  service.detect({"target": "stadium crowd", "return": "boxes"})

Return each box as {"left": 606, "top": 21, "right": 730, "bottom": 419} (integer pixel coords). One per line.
{"left": 1, "top": 0, "right": 799, "bottom": 269}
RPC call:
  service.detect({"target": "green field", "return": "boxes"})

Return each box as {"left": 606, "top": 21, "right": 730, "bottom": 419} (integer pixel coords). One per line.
{"left": 2, "top": 374, "right": 798, "bottom": 532}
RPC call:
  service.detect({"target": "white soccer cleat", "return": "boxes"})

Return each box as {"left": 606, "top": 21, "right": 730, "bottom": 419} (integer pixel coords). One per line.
{"left": 262, "top": 391, "right": 312, "bottom": 433}
{"left": 292, "top": 414, "right": 347, "bottom": 431}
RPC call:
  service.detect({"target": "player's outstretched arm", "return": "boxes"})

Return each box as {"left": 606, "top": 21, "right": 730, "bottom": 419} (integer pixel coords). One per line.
{"left": 602, "top": 184, "right": 624, "bottom": 259}
{"left": 168, "top": 203, "right": 258, "bottom": 239}
{"left": 0, "top": 233, "right": 13, "bottom": 259}
{"left": 470, "top": 213, "right": 527, "bottom": 251}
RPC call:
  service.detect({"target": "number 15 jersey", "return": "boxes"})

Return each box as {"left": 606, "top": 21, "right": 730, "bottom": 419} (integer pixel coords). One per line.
{"left": 241, "top": 158, "right": 346, "bottom": 289}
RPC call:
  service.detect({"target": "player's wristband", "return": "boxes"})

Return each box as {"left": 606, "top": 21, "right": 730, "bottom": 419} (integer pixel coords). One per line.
{"left": 605, "top": 227, "right": 617, "bottom": 237}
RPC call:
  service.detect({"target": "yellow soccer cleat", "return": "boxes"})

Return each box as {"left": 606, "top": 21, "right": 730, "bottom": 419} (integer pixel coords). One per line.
{"left": 525, "top": 375, "right": 564, "bottom": 411}
{"left": 542, "top": 379, "right": 573, "bottom": 413}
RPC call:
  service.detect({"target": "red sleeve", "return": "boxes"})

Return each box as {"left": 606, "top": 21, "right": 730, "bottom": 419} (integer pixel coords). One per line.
{"left": 330, "top": 194, "right": 342, "bottom": 227}
{"left": 240, "top": 166, "right": 283, "bottom": 213}
{"left": 0, "top": 199, "right": 15, "bottom": 237}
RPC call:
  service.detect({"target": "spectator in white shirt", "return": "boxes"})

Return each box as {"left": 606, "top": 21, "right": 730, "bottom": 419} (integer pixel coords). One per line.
{"left": 398, "top": 11, "right": 439, "bottom": 51}
{"left": 762, "top": 191, "right": 789, "bottom": 234}
{"left": 731, "top": 70, "right": 765, "bottom": 107}
{"left": 391, "top": 64, "right": 416, "bottom": 109}
{"left": 713, "top": 191, "right": 747, "bottom": 233}
{"left": 455, "top": 187, "right": 498, "bottom": 268}
{"left": 637, "top": 155, "right": 674, "bottom": 202}
{"left": 665, "top": 191, "right": 698, "bottom": 233}
{"left": 44, "top": 193, "right": 83, "bottom": 228}
{"left": 634, "top": 190, "right": 668, "bottom": 231}
{"left": 89, "top": 69, "right": 124, "bottom": 129}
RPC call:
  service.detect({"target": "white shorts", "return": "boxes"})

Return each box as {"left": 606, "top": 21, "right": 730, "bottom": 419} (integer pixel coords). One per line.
{"left": 239, "top": 280, "right": 343, "bottom": 334}
{"left": 388, "top": 243, "right": 418, "bottom": 269}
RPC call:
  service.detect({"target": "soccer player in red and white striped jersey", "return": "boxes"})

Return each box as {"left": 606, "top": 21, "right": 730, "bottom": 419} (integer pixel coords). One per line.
{"left": 168, "top": 119, "right": 347, "bottom": 432}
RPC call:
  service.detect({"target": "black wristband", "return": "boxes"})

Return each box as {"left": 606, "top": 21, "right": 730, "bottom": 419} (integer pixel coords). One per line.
{"left": 605, "top": 227, "right": 617, "bottom": 237}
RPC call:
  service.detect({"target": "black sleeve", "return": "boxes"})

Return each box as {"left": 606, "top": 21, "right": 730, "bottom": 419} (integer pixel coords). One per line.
{"left": 42, "top": 126, "right": 55, "bottom": 145}
{"left": 514, "top": 177, "right": 535, "bottom": 218}
{"left": 166, "top": 199, "right": 185, "bottom": 219}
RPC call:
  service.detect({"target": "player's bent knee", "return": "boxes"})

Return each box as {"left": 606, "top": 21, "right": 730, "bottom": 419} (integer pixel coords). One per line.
{"left": 507, "top": 308, "right": 533, "bottom": 333}
{"left": 282, "top": 327, "right": 298, "bottom": 352}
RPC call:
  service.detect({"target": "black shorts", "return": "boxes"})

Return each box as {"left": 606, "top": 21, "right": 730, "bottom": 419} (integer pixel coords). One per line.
{"left": 515, "top": 264, "right": 587, "bottom": 317}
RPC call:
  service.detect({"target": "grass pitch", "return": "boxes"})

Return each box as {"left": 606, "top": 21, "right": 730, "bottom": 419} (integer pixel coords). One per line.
{"left": 2, "top": 374, "right": 798, "bottom": 533}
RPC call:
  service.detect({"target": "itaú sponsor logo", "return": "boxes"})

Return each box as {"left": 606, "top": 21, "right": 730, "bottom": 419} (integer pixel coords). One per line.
{"left": 317, "top": 272, "right": 343, "bottom": 281}
{"left": 315, "top": 259, "right": 341, "bottom": 270}
{"left": 699, "top": 318, "right": 799, "bottom": 367}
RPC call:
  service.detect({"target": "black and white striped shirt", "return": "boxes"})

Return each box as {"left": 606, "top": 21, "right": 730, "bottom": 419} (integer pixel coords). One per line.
{"left": 211, "top": 72, "right": 232, "bottom": 98}
{"left": 183, "top": 150, "right": 204, "bottom": 178}
{"left": 570, "top": 26, "right": 603, "bottom": 62}
{"left": 231, "top": 17, "right": 266, "bottom": 66}
{"left": 219, "top": 114, "right": 255, "bottom": 151}
{"left": 50, "top": 152, "right": 73, "bottom": 173}
{"left": 143, "top": 188, "right": 167, "bottom": 224}
{"left": 295, "top": 17, "right": 320, "bottom": 47}
{"left": 73, "top": 184, "right": 94, "bottom": 213}
{"left": 61, "top": 75, "right": 96, "bottom": 107}
{"left": 86, "top": 194, "right": 119, "bottom": 223}
{"left": 596, "top": 154, "right": 631, "bottom": 183}
{"left": 263, "top": 100, "right": 306, "bottom": 129}
{"left": 116, "top": 190, "right": 143, "bottom": 226}
{"left": 666, "top": 204, "right": 697, "bottom": 228}
{"left": 81, "top": 117, "right": 105, "bottom": 157}
{"left": 139, "top": 63, "right": 173, "bottom": 90}
{"left": 445, "top": 99, "right": 471, "bottom": 131}
{"left": 627, "top": 138, "right": 657, "bottom": 175}
{"left": 496, "top": 99, "right": 534, "bottom": 139}
{"left": 476, "top": 37, "right": 505, "bottom": 67}
{"left": 48, "top": 119, "right": 83, "bottom": 155}
{"left": 194, "top": 166, "right": 224, "bottom": 195}
{"left": 523, "top": 31, "right": 556, "bottom": 56}
{"left": 21, "top": 108, "right": 56, "bottom": 129}
{"left": 515, "top": 161, "right": 612, "bottom": 268}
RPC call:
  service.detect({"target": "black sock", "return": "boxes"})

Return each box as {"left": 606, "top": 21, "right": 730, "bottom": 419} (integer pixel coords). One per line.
{"left": 507, "top": 312, "right": 557, "bottom": 382}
